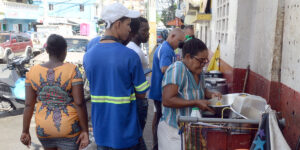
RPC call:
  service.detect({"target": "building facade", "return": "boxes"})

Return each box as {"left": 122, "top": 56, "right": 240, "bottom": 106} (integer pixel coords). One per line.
{"left": 181, "top": 0, "right": 212, "bottom": 48}
{"left": 183, "top": 0, "right": 300, "bottom": 149}
{"left": 101, "top": 0, "right": 147, "bottom": 16}
{"left": 0, "top": 0, "right": 39, "bottom": 32}
{"left": 32, "top": 0, "right": 99, "bottom": 36}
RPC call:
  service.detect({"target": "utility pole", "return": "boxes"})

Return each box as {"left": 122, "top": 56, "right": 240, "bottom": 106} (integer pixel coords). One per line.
{"left": 43, "top": 0, "right": 48, "bottom": 25}
{"left": 148, "top": 0, "right": 157, "bottom": 55}
{"left": 98, "top": 0, "right": 103, "bottom": 16}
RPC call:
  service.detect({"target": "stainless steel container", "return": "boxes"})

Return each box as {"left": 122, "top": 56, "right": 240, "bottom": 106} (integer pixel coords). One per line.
{"left": 205, "top": 70, "right": 223, "bottom": 78}
{"left": 206, "top": 93, "right": 248, "bottom": 118}
{"left": 205, "top": 78, "right": 228, "bottom": 94}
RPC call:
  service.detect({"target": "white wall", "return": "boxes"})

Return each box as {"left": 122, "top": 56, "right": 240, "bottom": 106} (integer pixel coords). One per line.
{"left": 209, "top": 0, "right": 284, "bottom": 82}
{"left": 211, "top": 0, "right": 279, "bottom": 81}
{"left": 211, "top": 0, "right": 238, "bottom": 67}
{"left": 233, "top": 0, "right": 253, "bottom": 69}
{"left": 209, "top": 0, "right": 299, "bottom": 92}
{"left": 281, "top": 0, "right": 300, "bottom": 92}
{"left": 247, "top": 0, "right": 279, "bottom": 81}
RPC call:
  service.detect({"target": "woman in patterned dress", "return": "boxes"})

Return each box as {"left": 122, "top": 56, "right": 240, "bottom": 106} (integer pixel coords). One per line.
{"left": 20, "top": 34, "right": 89, "bottom": 150}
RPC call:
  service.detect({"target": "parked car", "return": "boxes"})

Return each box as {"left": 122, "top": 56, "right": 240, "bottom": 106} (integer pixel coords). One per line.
{"left": 30, "top": 32, "right": 48, "bottom": 56}
{"left": 32, "top": 36, "right": 89, "bottom": 64}
{"left": 157, "top": 29, "right": 168, "bottom": 44}
{"left": 31, "top": 36, "right": 90, "bottom": 99}
{"left": 0, "top": 32, "right": 33, "bottom": 63}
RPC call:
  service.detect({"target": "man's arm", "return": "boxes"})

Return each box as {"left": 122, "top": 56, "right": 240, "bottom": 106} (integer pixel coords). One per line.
{"left": 161, "top": 66, "right": 168, "bottom": 74}
{"left": 159, "top": 48, "right": 174, "bottom": 74}
{"left": 136, "top": 93, "right": 146, "bottom": 99}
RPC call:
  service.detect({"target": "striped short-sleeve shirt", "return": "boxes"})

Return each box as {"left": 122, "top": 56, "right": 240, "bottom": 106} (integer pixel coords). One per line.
{"left": 161, "top": 61, "right": 205, "bottom": 128}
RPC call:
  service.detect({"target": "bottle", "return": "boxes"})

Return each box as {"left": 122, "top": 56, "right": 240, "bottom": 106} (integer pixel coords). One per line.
{"left": 191, "top": 107, "right": 202, "bottom": 118}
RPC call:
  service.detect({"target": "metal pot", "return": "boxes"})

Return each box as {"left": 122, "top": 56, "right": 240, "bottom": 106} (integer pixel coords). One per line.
{"left": 205, "top": 78, "right": 228, "bottom": 94}
{"left": 205, "top": 70, "right": 223, "bottom": 78}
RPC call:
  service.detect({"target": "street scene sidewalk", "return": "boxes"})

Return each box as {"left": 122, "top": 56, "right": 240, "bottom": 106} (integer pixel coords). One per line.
{"left": 0, "top": 101, "right": 154, "bottom": 150}
{"left": 0, "top": 0, "right": 299, "bottom": 149}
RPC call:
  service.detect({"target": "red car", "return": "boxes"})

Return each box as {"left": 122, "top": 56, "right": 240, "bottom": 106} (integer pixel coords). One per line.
{"left": 0, "top": 32, "right": 33, "bottom": 63}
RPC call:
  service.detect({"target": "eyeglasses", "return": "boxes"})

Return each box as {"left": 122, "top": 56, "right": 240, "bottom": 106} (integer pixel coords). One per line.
{"left": 193, "top": 56, "right": 209, "bottom": 65}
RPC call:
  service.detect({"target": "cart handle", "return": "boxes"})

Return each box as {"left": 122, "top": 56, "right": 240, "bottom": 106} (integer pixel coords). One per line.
{"left": 177, "top": 116, "right": 285, "bottom": 127}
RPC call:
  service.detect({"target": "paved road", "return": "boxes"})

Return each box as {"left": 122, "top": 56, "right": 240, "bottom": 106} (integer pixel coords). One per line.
{"left": 0, "top": 113, "right": 42, "bottom": 150}
{"left": 0, "top": 100, "right": 155, "bottom": 150}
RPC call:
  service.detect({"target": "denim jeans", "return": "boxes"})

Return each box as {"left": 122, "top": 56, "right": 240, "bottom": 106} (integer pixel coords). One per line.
{"left": 136, "top": 98, "right": 149, "bottom": 130}
{"left": 136, "top": 98, "right": 148, "bottom": 150}
{"left": 97, "top": 145, "right": 139, "bottom": 150}
{"left": 97, "top": 138, "right": 145, "bottom": 150}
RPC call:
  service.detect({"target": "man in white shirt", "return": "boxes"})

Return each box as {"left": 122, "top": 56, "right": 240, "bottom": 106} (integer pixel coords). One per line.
{"left": 127, "top": 17, "right": 150, "bottom": 70}
{"left": 126, "top": 17, "right": 150, "bottom": 150}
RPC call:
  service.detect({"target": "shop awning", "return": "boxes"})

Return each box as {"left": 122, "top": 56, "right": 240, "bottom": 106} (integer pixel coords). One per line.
{"left": 184, "top": 10, "right": 197, "bottom": 25}
{"left": 186, "top": 0, "right": 209, "bottom": 13}
{"left": 167, "top": 18, "right": 184, "bottom": 26}
{"left": 187, "top": 0, "right": 201, "bottom": 7}
{"left": 199, "top": 0, "right": 209, "bottom": 13}
{"left": 196, "top": 13, "right": 212, "bottom": 21}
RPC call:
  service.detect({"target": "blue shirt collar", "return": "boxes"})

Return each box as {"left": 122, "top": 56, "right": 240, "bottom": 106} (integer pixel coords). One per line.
{"left": 163, "top": 41, "right": 174, "bottom": 50}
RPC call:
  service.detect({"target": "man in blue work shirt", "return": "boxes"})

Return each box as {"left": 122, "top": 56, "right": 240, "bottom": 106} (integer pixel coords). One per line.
{"left": 149, "top": 28, "right": 185, "bottom": 150}
{"left": 83, "top": 3, "right": 149, "bottom": 150}
{"left": 86, "top": 36, "right": 101, "bottom": 51}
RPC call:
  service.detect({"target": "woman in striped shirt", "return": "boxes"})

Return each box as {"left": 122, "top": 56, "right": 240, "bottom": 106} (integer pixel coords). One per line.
{"left": 158, "top": 38, "right": 222, "bottom": 150}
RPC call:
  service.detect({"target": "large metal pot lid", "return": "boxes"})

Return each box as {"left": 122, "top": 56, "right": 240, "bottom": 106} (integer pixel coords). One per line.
{"left": 205, "top": 78, "right": 226, "bottom": 83}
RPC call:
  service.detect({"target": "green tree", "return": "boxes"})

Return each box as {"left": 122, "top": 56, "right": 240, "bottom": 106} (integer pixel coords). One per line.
{"left": 156, "top": 13, "right": 161, "bottom": 22}
{"left": 161, "top": 4, "right": 177, "bottom": 26}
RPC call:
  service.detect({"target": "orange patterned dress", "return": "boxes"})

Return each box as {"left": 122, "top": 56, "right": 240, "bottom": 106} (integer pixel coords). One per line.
{"left": 25, "top": 63, "right": 83, "bottom": 139}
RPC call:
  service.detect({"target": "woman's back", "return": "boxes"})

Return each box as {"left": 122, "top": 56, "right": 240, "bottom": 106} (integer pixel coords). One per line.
{"left": 25, "top": 63, "right": 83, "bottom": 138}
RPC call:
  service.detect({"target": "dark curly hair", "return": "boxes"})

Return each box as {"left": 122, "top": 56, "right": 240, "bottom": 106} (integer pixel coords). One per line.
{"left": 46, "top": 34, "right": 67, "bottom": 57}
{"left": 130, "top": 17, "right": 148, "bottom": 36}
{"left": 182, "top": 38, "right": 208, "bottom": 57}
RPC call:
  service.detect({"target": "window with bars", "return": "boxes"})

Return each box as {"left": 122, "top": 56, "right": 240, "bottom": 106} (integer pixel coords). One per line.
{"left": 216, "top": 0, "right": 229, "bottom": 43}
{"left": 49, "top": 4, "right": 54, "bottom": 11}
{"left": 80, "top": 4, "right": 84, "bottom": 12}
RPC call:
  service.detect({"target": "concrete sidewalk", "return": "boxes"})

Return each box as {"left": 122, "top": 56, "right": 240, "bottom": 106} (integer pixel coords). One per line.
{"left": 0, "top": 100, "right": 154, "bottom": 150}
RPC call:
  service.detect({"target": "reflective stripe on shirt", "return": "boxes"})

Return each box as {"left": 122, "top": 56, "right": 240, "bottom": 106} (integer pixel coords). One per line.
{"left": 135, "top": 81, "right": 150, "bottom": 92}
{"left": 91, "top": 93, "right": 136, "bottom": 104}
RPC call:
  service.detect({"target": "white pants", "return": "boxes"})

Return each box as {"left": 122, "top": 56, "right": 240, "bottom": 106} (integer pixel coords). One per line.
{"left": 157, "top": 121, "right": 182, "bottom": 150}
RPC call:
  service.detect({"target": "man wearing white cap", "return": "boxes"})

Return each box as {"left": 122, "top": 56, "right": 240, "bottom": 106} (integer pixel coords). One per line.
{"left": 83, "top": 3, "right": 150, "bottom": 150}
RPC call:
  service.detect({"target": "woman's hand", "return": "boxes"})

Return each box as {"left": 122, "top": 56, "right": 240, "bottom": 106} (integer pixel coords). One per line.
{"left": 76, "top": 131, "right": 89, "bottom": 149}
{"left": 20, "top": 132, "right": 31, "bottom": 148}
{"left": 211, "top": 92, "right": 222, "bottom": 100}
{"left": 194, "top": 100, "right": 215, "bottom": 113}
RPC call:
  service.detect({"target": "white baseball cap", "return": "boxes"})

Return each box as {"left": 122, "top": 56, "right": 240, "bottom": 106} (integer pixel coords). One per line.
{"left": 101, "top": 3, "right": 141, "bottom": 29}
